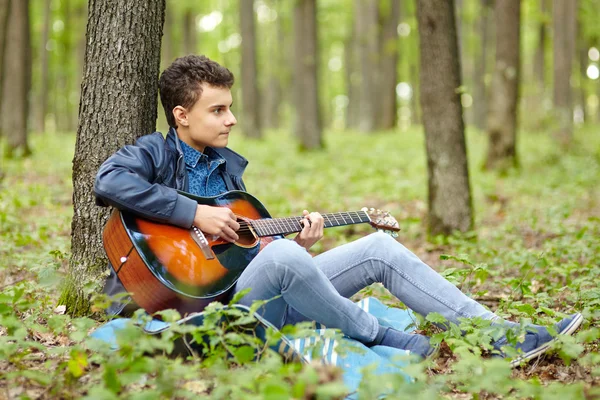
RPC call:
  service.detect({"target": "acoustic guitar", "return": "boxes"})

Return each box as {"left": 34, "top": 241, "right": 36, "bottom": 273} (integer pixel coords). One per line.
{"left": 103, "top": 190, "right": 400, "bottom": 315}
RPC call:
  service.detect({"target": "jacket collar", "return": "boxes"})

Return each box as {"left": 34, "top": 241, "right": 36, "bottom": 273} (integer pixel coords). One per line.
{"left": 166, "top": 127, "right": 248, "bottom": 177}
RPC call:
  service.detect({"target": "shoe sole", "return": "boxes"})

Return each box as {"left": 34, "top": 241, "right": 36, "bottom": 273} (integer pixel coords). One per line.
{"left": 510, "top": 313, "right": 583, "bottom": 368}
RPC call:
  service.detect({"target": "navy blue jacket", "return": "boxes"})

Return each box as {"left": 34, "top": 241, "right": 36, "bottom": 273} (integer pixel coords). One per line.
{"left": 94, "top": 128, "right": 248, "bottom": 315}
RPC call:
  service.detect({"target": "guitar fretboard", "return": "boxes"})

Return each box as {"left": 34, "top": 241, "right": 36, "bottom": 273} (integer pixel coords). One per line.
{"left": 249, "top": 211, "right": 370, "bottom": 237}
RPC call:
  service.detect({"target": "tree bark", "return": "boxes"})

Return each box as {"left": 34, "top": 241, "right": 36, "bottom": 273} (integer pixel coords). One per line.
{"left": 553, "top": 0, "right": 577, "bottom": 144}
{"left": 240, "top": 0, "right": 261, "bottom": 139}
{"left": 35, "top": 0, "right": 51, "bottom": 133}
{"left": 354, "top": 0, "right": 379, "bottom": 132}
{"left": 533, "top": 0, "right": 549, "bottom": 89}
{"left": 293, "top": 0, "right": 322, "bottom": 149}
{"left": 0, "top": 0, "right": 10, "bottom": 138}
{"left": 416, "top": 0, "right": 473, "bottom": 236}
{"left": 1, "top": 0, "right": 30, "bottom": 157}
{"left": 377, "top": 0, "right": 400, "bottom": 130}
{"left": 345, "top": 17, "right": 359, "bottom": 129}
{"left": 161, "top": 4, "right": 173, "bottom": 68}
{"left": 182, "top": 8, "right": 197, "bottom": 55}
{"left": 485, "top": 0, "right": 520, "bottom": 170}
{"left": 59, "top": 0, "right": 165, "bottom": 316}
{"left": 473, "top": 0, "right": 492, "bottom": 131}
{"left": 261, "top": 1, "right": 284, "bottom": 130}
{"left": 577, "top": 15, "right": 587, "bottom": 123}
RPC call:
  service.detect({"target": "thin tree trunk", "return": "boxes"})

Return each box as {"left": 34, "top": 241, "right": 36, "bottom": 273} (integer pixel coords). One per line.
{"left": 183, "top": 8, "right": 196, "bottom": 55}
{"left": 262, "top": 2, "right": 283, "bottom": 130}
{"left": 533, "top": 0, "right": 549, "bottom": 89}
{"left": 485, "top": 0, "right": 520, "bottom": 170}
{"left": 35, "top": 0, "right": 51, "bottom": 133}
{"left": 293, "top": 0, "right": 322, "bottom": 149}
{"left": 473, "top": 0, "right": 492, "bottom": 131}
{"left": 345, "top": 20, "right": 359, "bottom": 129}
{"left": 377, "top": 0, "right": 400, "bottom": 130}
{"left": 455, "top": 0, "right": 464, "bottom": 81}
{"left": 1, "top": 0, "right": 30, "bottom": 157}
{"left": 410, "top": 64, "right": 420, "bottom": 125}
{"left": 577, "top": 16, "right": 587, "bottom": 123}
{"left": 416, "top": 0, "right": 473, "bottom": 236}
{"left": 63, "top": 0, "right": 75, "bottom": 131}
{"left": 240, "top": 0, "right": 261, "bottom": 139}
{"left": 161, "top": 4, "right": 173, "bottom": 68}
{"left": 355, "top": 0, "right": 379, "bottom": 132}
{"left": 0, "top": 0, "right": 11, "bottom": 138}
{"left": 553, "top": 0, "right": 577, "bottom": 144}
{"left": 59, "top": 0, "right": 165, "bottom": 317}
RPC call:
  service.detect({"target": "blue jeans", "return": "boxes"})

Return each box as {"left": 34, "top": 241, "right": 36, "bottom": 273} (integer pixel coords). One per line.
{"left": 233, "top": 232, "right": 496, "bottom": 343}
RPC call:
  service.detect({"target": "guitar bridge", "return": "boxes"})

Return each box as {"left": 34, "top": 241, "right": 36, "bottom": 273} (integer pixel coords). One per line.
{"left": 190, "top": 226, "right": 215, "bottom": 260}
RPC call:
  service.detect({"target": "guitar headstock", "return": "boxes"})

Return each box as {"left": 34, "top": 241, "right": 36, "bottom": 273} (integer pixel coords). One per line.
{"left": 362, "top": 207, "right": 400, "bottom": 238}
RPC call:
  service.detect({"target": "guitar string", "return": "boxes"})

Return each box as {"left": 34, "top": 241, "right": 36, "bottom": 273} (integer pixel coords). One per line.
{"left": 229, "top": 211, "right": 371, "bottom": 236}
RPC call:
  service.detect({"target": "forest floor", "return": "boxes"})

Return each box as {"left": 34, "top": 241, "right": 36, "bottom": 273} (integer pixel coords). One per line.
{"left": 1, "top": 127, "right": 599, "bottom": 399}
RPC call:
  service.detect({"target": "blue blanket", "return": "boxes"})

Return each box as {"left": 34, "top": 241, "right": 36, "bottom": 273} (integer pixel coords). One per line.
{"left": 91, "top": 297, "right": 416, "bottom": 398}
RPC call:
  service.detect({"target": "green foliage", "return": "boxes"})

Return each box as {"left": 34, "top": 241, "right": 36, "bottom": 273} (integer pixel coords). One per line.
{"left": 1, "top": 127, "right": 599, "bottom": 398}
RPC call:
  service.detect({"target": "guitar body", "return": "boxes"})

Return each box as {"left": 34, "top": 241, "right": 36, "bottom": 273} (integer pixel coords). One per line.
{"left": 103, "top": 191, "right": 276, "bottom": 315}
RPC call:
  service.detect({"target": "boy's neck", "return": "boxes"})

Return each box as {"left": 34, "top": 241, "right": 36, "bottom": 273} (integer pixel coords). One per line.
{"left": 175, "top": 127, "right": 205, "bottom": 153}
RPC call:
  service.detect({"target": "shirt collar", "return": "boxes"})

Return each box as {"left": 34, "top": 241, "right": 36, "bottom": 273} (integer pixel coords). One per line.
{"left": 180, "top": 140, "right": 204, "bottom": 168}
{"left": 180, "top": 140, "right": 226, "bottom": 169}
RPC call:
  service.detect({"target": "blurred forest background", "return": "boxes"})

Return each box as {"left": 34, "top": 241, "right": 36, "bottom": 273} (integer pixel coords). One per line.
{"left": 1, "top": 0, "right": 600, "bottom": 149}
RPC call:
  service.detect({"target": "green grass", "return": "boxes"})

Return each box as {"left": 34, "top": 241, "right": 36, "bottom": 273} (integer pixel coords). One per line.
{"left": 0, "top": 126, "right": 599, "bottom": 399}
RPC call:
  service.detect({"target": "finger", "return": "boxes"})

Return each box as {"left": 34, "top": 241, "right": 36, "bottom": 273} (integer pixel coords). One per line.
{"left": 221, "top": 226, "right": 239, "bottom": 242}
{"left": 229, "top": 219, "right": 240, "bottom": 231}
{"left": 310, "top": 212, "right": 324, "bottom": 228}
{"left": 300, "top": 217, "right": 311, "bottom": 232}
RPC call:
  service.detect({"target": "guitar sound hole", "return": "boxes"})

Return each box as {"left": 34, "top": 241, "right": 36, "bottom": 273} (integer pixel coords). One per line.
{"left": 236, "top": 218, "right": 258, "bottom": 246}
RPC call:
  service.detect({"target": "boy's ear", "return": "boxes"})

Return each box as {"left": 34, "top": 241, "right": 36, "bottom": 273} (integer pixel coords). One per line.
{"left": 173, "top": 106, "right": 188, "bottom": 127}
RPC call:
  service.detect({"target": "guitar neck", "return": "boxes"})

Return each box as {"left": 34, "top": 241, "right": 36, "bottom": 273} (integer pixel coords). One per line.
{"left": 249, "top": 211, "right": 370, "bottom": 237}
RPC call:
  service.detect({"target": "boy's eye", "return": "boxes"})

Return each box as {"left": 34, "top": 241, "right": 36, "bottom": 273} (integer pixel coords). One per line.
{"left": 213, "top": 108, "right": 223, "bottom": 115}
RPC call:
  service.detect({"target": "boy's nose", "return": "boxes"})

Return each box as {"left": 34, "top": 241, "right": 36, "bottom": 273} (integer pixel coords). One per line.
{"left": 226, "top": 111, "right": 237, "bottom": 126}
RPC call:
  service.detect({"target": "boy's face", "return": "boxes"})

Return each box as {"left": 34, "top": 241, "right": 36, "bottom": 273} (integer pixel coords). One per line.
{"left": 173, "top": 84, "right": 237, "bottom": 152}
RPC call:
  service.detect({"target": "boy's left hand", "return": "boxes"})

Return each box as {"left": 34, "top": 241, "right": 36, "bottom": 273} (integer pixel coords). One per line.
{"left": 293, "top": 210, "right": 324, "bottom": 250}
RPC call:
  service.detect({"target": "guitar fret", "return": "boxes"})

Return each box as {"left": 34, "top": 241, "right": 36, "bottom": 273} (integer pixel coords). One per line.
{"left": 249, "top": 209, "right": 392, "bottom": 238}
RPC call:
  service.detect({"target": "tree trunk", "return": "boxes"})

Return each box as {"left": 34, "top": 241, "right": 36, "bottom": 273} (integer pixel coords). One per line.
{"left": 485, "top": 0, "right": 520, "bottom": 170}
{"left": 455, "top": 0, "right": 464, "bottom": 81}
{"left": 261, "top": 2, "right": 284, "bottom": 130}
{"left": 1, "top": 0, "right": 30, "bottom": 157}
{"left": 182, "top": 8, "right": 196, "bottom": 55}
{"left": 0, "top": 0, "right": 10, "bottom": 138}
{"left": 35, "top": 0, "right": 51, "bottom": 133}
{"left": 354, "top": 0, "right": 379, "bottom": 132}
{"left": 416, "top": 0, "right": 472, "bottom": 236}
{"left": 473, "top": 0, "right": 492, "bottom": 131}
{"left": 59, "top": 0, "right": 165, "bottom": 317}
{"left": 577, "top": 16, "right": 587, "bottom": 124}
{"left": 533, "top": 0, "right": 549, "bottom": 89}
{"left": 553, "top": 0, "right": 577, "bottom": 144}
{"left": 293, "top": 0, "right": 322, "bottom": 150}
{"left": 63, "top": 0, "right": 76, "bottom": 132}
{"left": 240, "top": 0, "right": 261, "bottom": 139}
{"left": 345, "top": 18, "right": 359, "bottom": 129}
{"left": 161, "top": 4, "right": 173, "bottom": 68}
{"left": 377, "top": 0, "right": 400, "bottom": 130}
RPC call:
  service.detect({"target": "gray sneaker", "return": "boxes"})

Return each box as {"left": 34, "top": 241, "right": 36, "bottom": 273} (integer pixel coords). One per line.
{"left": 494, "top": 313, "right": 584, "bottom": 367}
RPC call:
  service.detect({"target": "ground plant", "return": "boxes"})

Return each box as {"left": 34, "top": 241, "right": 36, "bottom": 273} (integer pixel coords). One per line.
{"left": 0, "top": 126, "right": 599, "bottom": 399}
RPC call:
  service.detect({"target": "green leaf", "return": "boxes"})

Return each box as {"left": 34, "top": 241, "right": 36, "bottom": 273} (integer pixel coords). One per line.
{"left": 425, "top": 312, "right": 447, "bottom": 325}
{"left": 68, "top": 349, "right": 88, "bottom": 378}
{"left": 233, "top": 345, "right": 256, "bottom": 364}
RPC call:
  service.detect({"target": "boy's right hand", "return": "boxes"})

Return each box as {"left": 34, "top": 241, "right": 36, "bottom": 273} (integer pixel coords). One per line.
{"left": 193, "top": 205, "right": 240, "bottom": 242}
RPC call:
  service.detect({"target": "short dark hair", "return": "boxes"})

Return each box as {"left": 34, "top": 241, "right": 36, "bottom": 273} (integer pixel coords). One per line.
{"left": 158, "top": 55, "right": 234, "bottom": 128}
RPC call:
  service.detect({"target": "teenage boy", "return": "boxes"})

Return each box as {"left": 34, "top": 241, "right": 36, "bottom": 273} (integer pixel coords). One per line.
{"left": 95, "top": 55, "right": 583, "bottom": 363}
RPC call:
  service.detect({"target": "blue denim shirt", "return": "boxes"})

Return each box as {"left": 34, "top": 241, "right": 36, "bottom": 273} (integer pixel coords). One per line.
{"left": 180, "top": 140, "right": 227, "bottom": 197}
